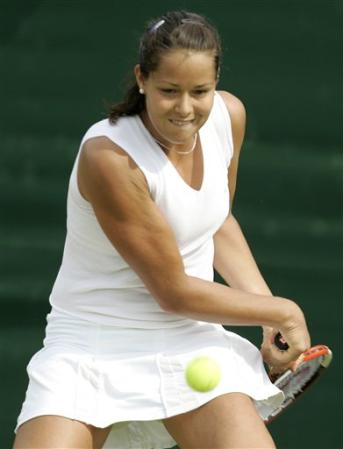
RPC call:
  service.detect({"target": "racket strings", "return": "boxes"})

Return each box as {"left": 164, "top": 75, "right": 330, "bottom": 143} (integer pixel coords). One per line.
{"left": 266, "top": 355, "right": 325, "bottom": 422}
{"left": 265, "top": 346, "right": 332, "bottom": 423}
{"left": 279, "top": 357, "right": 321, "bottom": 397}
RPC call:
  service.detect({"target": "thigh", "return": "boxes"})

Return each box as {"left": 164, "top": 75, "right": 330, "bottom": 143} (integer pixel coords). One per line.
{"left": 13, "top": 415, "right": 112, "bottom": 449}
{"left": 163, "top": 393, "right": 276, "bottom": 449}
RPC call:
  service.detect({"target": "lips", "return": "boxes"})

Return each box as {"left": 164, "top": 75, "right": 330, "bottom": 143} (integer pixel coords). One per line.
{"left": 169, "top": 119, "right": 195, "bottom": 127}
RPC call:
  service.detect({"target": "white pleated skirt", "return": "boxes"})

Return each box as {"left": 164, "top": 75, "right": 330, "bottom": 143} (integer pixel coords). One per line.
{"left": 16, "top": 308, "right": 284, "bottom": 449}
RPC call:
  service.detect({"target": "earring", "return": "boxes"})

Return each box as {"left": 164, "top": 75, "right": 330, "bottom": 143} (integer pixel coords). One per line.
{"left": 139, "top": 88, "right": 145, "bottom": 94}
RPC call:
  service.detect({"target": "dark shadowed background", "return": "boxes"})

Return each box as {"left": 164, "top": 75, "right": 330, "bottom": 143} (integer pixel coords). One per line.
{"left": 1, "top": 0, "right": 342, "bottom": 448}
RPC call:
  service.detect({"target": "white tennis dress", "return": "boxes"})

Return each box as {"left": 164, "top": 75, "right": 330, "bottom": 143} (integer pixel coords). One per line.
{"left": 16, "top": 92, "right": 283, "bottom": 449}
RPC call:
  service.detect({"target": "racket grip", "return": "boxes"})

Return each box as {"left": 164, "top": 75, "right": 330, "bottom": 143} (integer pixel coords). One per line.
{"left": 274, "top": 332, "right": 289, "bottom": 351}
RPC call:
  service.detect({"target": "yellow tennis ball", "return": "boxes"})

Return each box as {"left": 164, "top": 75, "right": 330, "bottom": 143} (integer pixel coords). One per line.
{"left": 185, "top": 356, "right": 221, "bottom": 392}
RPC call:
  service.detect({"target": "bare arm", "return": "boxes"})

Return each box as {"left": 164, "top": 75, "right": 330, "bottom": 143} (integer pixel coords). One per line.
{"left": 213, "top": 91, "right": 310, "bottom": 368}
{"left": 78, "top": 135, "right": 309, "bottom": 367}
{"left": 214, "top": 214, "right": 272, "bottom": 294}
{"left": 214, "top": 91, "right": 271, "bottom": 294}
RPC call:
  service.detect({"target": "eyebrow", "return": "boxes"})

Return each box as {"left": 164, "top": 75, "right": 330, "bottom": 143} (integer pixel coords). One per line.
{"left": 158, "top": 81, "right": 214, "bottom": 88}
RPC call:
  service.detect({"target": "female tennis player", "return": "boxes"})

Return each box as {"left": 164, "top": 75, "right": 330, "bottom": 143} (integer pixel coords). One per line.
{"left": 14, "top": 11, "right": 311, "bottom": 449}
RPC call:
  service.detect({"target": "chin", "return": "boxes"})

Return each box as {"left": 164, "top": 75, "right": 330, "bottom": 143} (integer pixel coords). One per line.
{"left": 165, "top": 124, "right": 199, "bottom": 140}
{"left": 163, "top": 133, "right": 194, "bottom": 145}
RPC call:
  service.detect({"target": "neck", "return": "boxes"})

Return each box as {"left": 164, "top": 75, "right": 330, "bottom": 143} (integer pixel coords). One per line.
{"left": 153, "top": 133, "right": 198, "bottom": 155}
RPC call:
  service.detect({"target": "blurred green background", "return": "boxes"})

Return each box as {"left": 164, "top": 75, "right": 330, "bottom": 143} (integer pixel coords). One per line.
{"left": 0, "top": 0, "right": 342, "bottom": 448}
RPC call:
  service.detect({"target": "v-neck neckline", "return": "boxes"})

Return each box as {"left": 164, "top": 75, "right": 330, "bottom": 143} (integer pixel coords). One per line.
{"left": 136, "top": 116, "right": 206, "bottom": 193}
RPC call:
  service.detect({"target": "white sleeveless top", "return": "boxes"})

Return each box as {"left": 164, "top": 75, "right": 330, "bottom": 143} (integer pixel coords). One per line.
{"left": 50, "top": 92, "right": 234, "bottom": 328}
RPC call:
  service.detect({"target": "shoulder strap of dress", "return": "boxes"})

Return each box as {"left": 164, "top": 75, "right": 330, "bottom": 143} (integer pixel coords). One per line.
{"left": 212, "top": 92, "right": 234, "bottom": 166}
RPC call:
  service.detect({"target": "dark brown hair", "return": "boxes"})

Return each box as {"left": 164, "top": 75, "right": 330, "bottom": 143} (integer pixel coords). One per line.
{"left": 108, "top": 11, "right": 222, "bottom": 123}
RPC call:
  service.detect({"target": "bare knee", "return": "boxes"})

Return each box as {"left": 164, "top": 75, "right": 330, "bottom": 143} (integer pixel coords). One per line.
{"left": 163, "top": 393, "right": 276, "bottom": 449}
{"left": 13, "top": 415, "right": 112, "bottom": 449}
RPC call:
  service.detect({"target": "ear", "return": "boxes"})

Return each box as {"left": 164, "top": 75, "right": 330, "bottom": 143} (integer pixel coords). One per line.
{"left": 134, "top": 64, "right": 146, "bottom": 91}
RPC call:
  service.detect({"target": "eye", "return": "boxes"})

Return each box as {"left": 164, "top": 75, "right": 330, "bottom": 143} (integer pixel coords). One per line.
{"left": 193, "top": 89, "right": 209, "bottom": 96}
{"left": 160, "top": 88, "right": 178, "bottom": 95}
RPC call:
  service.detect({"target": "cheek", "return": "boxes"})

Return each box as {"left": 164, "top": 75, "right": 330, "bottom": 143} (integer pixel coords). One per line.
{"left": 146, "top": 96, "right": 171, "bottom": 118}
{"left": 197, "top": 99, "right": 214, "bottom": 120}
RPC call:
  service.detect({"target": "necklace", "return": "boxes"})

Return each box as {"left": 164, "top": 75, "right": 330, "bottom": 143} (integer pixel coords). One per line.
{"left": 153, "top": 133, "right": 198, "bottom": 155}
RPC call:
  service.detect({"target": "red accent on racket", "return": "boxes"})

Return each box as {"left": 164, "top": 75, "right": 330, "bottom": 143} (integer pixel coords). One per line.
{"left": 265, "top": 344, "right": 333, "bottom": 424}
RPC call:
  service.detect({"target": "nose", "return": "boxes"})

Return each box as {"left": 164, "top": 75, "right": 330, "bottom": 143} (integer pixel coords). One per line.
{"left": 174, "top": 93, "right": 193, "bottom": 117}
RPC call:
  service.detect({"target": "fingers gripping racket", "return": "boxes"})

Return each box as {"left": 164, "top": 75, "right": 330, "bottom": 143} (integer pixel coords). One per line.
{"left": 264, "top": 333, "right": 333, "bottom": 424}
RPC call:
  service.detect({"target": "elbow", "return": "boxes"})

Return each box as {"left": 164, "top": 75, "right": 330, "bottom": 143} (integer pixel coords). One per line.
{"left": 152, "top": 274, "right": 189, "bottom": 314}
{"left": 158, "top": 299, "right": 180, "bottom": 314}
{"left": 155, "top": 291, "right": 185, "bottom": 314}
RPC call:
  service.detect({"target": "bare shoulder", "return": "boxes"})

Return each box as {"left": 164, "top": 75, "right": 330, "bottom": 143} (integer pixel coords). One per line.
{"left": 217, "top": 90, "right": 246, "bottom": 157}
{"left": 78, "top": 136, "right": 148, "bottom": 202}
{"left": 217, "top": 90, "right": 246, "bottom": 126}
{"left": 80, "top": 136, "right": 145, "bottom": 180}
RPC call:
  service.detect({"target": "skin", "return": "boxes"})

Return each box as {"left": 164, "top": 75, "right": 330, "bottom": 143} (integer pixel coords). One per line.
{"left": 14, "top": 49, "right": 311, "bottom": 448}
{"left": 13, "top": 417, "right": 111, "bottom": 449}
{"left": 163, "top": 393, "right": 276, "bottom": 449}
{"left": 135, "top": 50, "right": 217, "bottom": 150}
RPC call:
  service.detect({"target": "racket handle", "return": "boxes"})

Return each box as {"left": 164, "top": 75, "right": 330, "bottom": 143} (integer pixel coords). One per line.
{"left": 274, "top": 332, "right": 289, "bottom": 351}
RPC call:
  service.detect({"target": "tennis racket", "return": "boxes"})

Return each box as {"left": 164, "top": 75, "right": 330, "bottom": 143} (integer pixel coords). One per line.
{"left": 264, "top": 333, "right": 333, "bottom": 424}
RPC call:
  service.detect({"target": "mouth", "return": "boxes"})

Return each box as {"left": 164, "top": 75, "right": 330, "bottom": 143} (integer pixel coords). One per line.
{"left": 169, "top": 119, "right": 195, "bottom": 127}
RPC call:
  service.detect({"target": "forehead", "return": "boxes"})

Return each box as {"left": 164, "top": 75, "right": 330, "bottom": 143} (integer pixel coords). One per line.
{"left": 150, "top": 49, "right": 217, "bottom": 85}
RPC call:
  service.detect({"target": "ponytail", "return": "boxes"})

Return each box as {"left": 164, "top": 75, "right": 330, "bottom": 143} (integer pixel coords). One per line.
{"left": 109, "top": 80, "right": 145, "bottom": 124}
